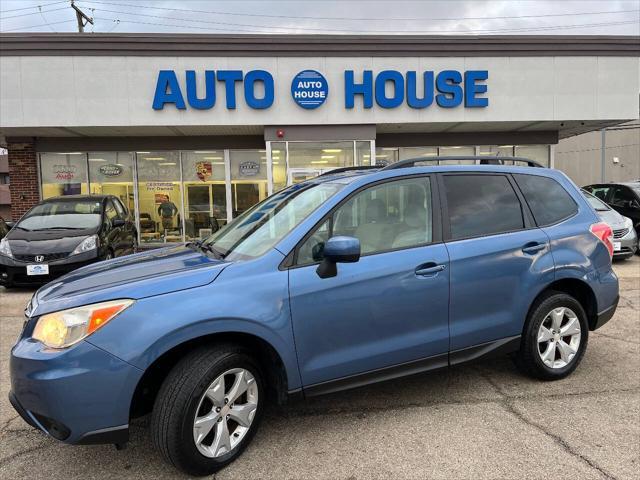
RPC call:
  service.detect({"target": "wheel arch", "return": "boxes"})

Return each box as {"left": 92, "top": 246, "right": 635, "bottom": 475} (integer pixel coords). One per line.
{"left": 130, "top": 331, "right": 291, "bottom": 420}
{"left": 528, "top": 277, "right": 598, "bottom": 331}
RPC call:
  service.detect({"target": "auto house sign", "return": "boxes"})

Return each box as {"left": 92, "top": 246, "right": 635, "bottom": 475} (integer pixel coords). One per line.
{"left": 99, "top": 164, "right": 123, "bottom": 177}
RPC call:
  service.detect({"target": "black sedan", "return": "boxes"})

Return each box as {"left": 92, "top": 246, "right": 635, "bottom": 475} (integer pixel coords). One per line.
{"left": 0, "top": 195, "right": 136, "bottom": 287}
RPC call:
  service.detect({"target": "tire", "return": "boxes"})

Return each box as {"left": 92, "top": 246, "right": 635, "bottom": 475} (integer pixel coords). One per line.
{"left": 515, "top": 291, "right": 589, "bottom": 381}
{"left": 151, "top": 345, "right": 265, "bottom": 476}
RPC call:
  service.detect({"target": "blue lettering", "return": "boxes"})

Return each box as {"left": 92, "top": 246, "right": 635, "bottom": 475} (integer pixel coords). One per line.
{"left": 435, "top": 70, "right": 463, "bottom": 108}
{"left": 464, "top": 70, "right": 488, "bottom": 107}
{"left": 152, "top": 70, "right": 185, "bottom": 110}
{"left": 345, "top": 70, "right": 373, "bottom": 109}
{"left": 375, "top": 70, "right": 404, "bottom": 108}
{"left": 244, "top": 70, "right": 274, "bottom": 109}
{"left": 216, "top": 70, "right": 243, "bottom": 109}
{"left": 186, "top": 70, "right": 216, "bottom": 109}
{"left": 406, "top": 71, "right": 434, "bottom": 109}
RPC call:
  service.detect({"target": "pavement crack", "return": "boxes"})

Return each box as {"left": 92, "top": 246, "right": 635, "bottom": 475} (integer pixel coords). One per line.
{"left": 503, "top": 401, "right": 618, "bottom": 480}
{"left": 0, "top": 441, "right": 53, "bottom": 467}
{"left": 0, "top": 415, "right": 19, "bottom": 433}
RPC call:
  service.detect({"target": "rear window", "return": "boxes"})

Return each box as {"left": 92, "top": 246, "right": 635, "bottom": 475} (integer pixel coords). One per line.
{"left": 514, "top": 174, "right": 578, "bottom": 226}
{"left": 443, "top": 174, "right": 525, "bottom": 240}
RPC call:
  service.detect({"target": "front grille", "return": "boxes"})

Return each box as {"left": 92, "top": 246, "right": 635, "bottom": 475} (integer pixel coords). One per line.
{"left": 14, "top": 252, "right": 70, "bottom": 262}
{"left": 613, "top": 228, "right": 630, "bottom": 239}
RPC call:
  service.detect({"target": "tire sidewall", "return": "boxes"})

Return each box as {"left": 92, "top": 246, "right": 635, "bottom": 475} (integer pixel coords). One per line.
{"left": 177, "top": 353, "right": 265, "bottom": 472}
{"left": 526, "top": 293, "right": 589, "bottom": 379}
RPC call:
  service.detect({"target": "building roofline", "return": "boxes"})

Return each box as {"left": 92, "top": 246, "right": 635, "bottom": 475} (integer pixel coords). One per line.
{"left": 1, "top": 33, "right": 638, "bottom": 57}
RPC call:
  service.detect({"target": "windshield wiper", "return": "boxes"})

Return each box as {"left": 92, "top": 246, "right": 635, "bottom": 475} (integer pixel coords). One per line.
{"left": 187, "top": 240, "right": 225, "bottom": 260}
{"left": 12, "top": 226, "right": 31, "bottom": 231}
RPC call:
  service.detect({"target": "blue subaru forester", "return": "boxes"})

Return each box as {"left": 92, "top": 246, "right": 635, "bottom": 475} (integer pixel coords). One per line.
{"left": 9, "top": 158, "right": 619, "bottom": 476}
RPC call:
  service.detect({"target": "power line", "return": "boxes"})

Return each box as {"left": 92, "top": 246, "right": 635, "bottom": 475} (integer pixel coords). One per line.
{"left": 86, "top": 10, "right": 640, "bottom": 35}
{"left": 76, "top": 1, "right": 640, "bottom": 23}
{"left": 2, "top": 19, "right": 76, "bottom": 32}
{"left": 0, "top": 0, "right": 67, "bottom": 14}
{"left": 37, "top": 5, "right": 57, "bottom": 32}
{"left": 0, "top": 6, "right": 67, "bottom": 20}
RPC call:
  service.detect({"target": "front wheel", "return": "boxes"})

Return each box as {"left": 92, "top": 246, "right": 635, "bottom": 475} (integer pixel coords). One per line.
{"left": 151, "top": 346, "right": 264, "bottom": 476}
{"left": 515, "top": 291, "right": 589, "bottom": 381}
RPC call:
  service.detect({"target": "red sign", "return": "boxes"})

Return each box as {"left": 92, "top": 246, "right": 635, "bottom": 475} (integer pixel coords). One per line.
{"left": 196, "top": 161, "right": 212, "bottom": 182}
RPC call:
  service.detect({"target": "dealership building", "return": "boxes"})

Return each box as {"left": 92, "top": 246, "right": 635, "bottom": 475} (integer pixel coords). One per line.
{"left": 0, "top": 34, "right": 638, "bottom": 245}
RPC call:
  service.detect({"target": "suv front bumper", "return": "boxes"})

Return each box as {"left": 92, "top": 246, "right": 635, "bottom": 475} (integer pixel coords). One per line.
{"left": 9, "top": 336, "right": 143, "bottom": 444}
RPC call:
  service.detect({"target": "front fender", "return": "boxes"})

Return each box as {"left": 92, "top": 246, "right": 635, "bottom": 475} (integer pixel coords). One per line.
{"left": 87, "top": 254, "right": 301, "bottom": 390}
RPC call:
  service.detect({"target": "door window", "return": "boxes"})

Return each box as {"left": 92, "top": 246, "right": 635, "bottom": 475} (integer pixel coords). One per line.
{"left": 296, "top": 177, "right": 433, "bottom": 265}
{"left": 584, "top": 186, "right": 611, "bottom": 202}
{"left": 513, "top": 174, "right": 578, "bottom": 226}
{"left": 610, "top": 187, "right": 636, "bottom": 208}
{"left": 443, "top": 175, "right": 524, "bottom": 240}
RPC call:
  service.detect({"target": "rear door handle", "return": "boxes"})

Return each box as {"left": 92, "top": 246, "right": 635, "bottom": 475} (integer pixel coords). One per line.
{"left": 415, "top": 263, "right": 446, "bottom": 276}
{"left": 522, "top": 242, "right": 546, "bottom": 254}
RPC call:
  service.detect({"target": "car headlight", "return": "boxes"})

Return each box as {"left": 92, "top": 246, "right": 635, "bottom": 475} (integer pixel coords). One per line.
{"left": 71, "top": 234, "right": 98, "bottom": 255}
{"left": 0, "top": 238, "right": 12, "bottom": 258}
{"left": 623, "top": 217, "right": 634, "bottom": 230}
{"left": 32, "top": 299, "right": 134, "bottom": 349}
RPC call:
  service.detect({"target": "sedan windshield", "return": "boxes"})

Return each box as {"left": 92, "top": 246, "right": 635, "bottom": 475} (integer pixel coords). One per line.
{"left": 201, "top": 181, "right": 344, "bottom": 260}
{"left": 17, "top": 200, "right": 103, "bottom": 231}
{"left": 581, "top": 189, "right": 610, "bottom": 212}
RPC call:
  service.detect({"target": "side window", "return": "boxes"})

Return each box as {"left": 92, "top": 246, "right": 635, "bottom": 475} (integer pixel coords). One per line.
{"left": 296, "top": 177, "right": 433, "bottom": 265}
{"left": 112, "top": 198, "right": 127, "bottom": 218}
{"left": 105, "top": 200, "right": 118, "bottom": 224}
{"left": 610, "top": 187, "right": 635, "bottom": 208}
{"left": 514, "top": 174, "right": 578, "bottom": 226}
{"left": 443, "top": 174, "right": 524, "bottom": 240}
{"left": 586, "top": 186, "right": 610, "bottom": 202}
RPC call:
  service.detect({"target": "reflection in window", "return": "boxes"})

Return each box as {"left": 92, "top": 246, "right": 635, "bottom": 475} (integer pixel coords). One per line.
{"left": 288, "top": 141, "right": 354, "bottom": 170}
{"left": 356, "top": 141, "right": 372, "bottom": 166}
{"left": 515, "top": 145, "right": 550, "bottom": 167}
{"left": 375, "top": 148, "right": 398, "bottom": 166}
{"left": 182, "top": 151, "right": 227, "bottom": 241}
{"left": 136, "top": 151, "right": 182, "bottom": 244}
{"left": 40, "top": 153, "right": 88, "bottom": 198}
{"left": 271, "top": 142, "right": 287, "bottom": 193}
{"left": 230, "top": 150, "right": 268, "bottom": 218}
{"left": 88, "top": 152, "right": 134, "bottom": 213}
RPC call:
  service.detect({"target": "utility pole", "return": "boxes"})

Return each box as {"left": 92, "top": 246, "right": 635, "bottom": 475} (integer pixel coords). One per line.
{"left": 70, "top": 0, "right": 93, "bottom": 33}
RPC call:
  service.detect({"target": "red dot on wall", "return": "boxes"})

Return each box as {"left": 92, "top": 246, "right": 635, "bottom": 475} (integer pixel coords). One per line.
{"left": 276, "top": 129, "right": 285, "bottom": 138}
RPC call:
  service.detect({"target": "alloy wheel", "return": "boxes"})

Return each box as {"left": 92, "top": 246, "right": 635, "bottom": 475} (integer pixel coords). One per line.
{"left": 192, "top": 368, "right": 259, "bottom": 458}
{"left": 537, "top": 307, "right": 582, "bottom": 369}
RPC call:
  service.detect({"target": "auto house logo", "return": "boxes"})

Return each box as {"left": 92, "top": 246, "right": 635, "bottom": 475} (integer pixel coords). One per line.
{"left": 53, "top": 164, "right": 76, "bottom": 180}
{"left": 291, "top": 70, "right": 329, "bottom": 109}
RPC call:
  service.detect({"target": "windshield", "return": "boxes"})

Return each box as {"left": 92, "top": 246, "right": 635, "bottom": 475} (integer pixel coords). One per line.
{"left": 202, "top": 181, "right": 344, "bottom": 260}
{"left": 581, "top": 189, "right": 610, "bottom": 211}
{"left": 17, "top": 200, "right": 103, "bottom": 231}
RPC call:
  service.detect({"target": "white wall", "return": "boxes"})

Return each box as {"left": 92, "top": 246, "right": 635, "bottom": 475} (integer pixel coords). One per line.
{"left": 1, "top": 55, "right": 639, "bottom": 128}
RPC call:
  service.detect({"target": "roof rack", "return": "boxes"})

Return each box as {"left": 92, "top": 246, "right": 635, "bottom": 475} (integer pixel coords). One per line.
{"left": 318, "top": 166, "right": 380, "bottom": 176}
{"left": 380, "top": 156, "right": 545, "bottom": 170}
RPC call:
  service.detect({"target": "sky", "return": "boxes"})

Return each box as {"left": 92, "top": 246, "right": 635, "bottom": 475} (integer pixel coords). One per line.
{"left": 0, "top": 0, "right": 639, "bottom": 35}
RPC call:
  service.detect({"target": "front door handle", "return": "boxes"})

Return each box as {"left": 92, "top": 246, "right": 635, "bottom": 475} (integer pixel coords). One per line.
{"left": 415, "top": 263, "right": 446, "bottom": 276}
{"left": 522, "top": 242, "right": 546, "bottom": 255}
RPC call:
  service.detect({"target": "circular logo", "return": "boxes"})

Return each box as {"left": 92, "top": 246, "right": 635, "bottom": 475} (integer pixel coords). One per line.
{"left": 239, "top": 161, "right": 260, "bottom": 177}
{"left": 291, "top": 70, "right": 328, "bottom": 109}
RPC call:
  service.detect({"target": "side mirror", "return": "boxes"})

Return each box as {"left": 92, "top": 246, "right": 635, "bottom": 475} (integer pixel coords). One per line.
{"left": 112, "top": 219, "right": 126, "bottom": 228}
{"left": 316, "top": 236, "right": 360, "bottom": 279}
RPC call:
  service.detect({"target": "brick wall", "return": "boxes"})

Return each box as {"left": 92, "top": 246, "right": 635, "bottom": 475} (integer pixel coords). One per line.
{"left": 7, "top": 140, "right": 40, "bottom": 220}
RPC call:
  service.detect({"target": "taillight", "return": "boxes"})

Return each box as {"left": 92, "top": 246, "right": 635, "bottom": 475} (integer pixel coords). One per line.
{"left": 590, "top": 222, "right": 613, "bottom": 259}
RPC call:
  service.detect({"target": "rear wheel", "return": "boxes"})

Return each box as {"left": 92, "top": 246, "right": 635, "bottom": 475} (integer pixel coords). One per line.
{"left": 515, "top": 291, "right": 588, "bottom": 380}
{"left": 151, "top": 346, "right": 264, "bottom": 476}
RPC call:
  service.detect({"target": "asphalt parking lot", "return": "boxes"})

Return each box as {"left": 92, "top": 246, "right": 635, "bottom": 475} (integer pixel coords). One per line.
{"left": 0, "top": 257, "right": 638, "bottom": 480}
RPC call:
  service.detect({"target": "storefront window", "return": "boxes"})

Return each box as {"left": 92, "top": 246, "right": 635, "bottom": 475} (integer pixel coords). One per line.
{"left": 398, "top": 147, "right": 437, "bottom": 161}
{"left": 515, "top": 145, "right": 550, "bottom": 167}
{"left": 271, "top": 142, "right": 287, "bottom": 193}
{"left": 40, "top": 153, "right": 88, "bottom": 198}
{"left": 287, "top": 141, "right": 354, "bottom": 176}
{"left": 375, "top": 148, "right": 399, "bottom": 166}
{"left": 230, "top": 150, "right": 268, "bottom": 218}
{"left": 88, "top": 152, "right": 134, "bottom": 212}
{"left": 356, "top": 141, "right": 372, "bottom": 166}
{"left": 478, "top": 145, "right": 515, "bottom": 161}
{"left": 438, "top": 146, "right": 475, "bottom": 163}
{"left": 181, "top": 151, "right": 227, "bottom": 241}
{"left": 136, "top": 151, "right": 183, "bottom": 244}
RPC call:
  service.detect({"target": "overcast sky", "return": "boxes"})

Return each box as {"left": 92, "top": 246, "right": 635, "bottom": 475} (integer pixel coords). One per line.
{"left": 0, "top": 0, "right": 639, "bottom": 35}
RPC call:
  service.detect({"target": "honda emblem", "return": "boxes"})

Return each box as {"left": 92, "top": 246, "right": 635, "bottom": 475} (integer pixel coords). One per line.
{"left": 34, "top": 255, "right": 45, "bottom": 263}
